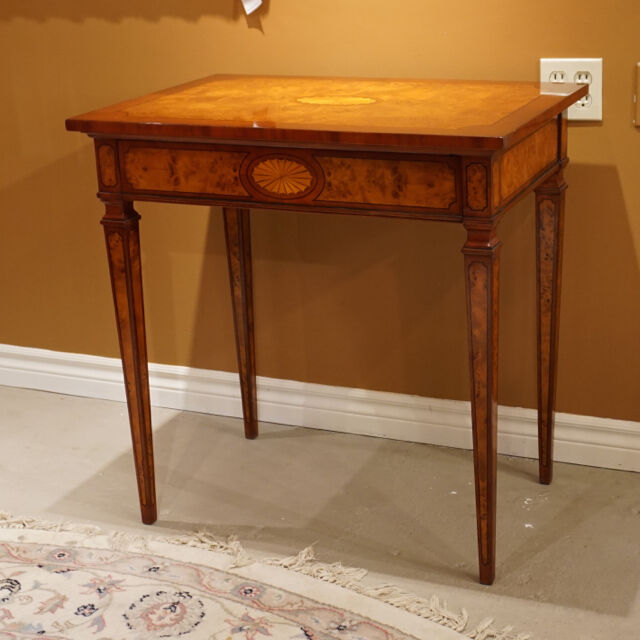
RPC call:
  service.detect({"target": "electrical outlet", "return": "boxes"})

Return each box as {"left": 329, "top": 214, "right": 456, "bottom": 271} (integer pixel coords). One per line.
{"left": 549, "top": 70, "right": 566, "bottom": 83}
{"left": 540, "top": 58, "right": 603, "bottom": 121}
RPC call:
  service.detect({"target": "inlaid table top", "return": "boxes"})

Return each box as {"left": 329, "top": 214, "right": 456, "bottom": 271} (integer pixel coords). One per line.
{"left": 66, "top": 74, "right": 586, "bottom": 151}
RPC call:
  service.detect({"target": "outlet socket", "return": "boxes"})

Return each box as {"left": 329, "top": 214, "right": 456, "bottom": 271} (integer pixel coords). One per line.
{"left": 540, "top": 57, "right": 603, "bottom": 121}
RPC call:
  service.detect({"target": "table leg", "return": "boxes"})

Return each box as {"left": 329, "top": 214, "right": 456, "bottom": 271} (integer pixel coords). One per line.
{"left": 463, "top": 229, "right": 500, "bottom": 585}
{"left": 535, "top": 169, "right": 566, "bottom": 485}
{"left": 101, "top": 200, "right": 156, "bottom": 524}
{"left": 223, "top": 207, "right": 258, "bottom": 440}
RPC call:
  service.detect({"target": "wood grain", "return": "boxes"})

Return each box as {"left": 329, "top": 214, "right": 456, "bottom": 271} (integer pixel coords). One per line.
{"left": 463, "top": 229, "right": 501, "bottom": 585}
{"left": 123, "top": 146, "right": 248, "bottom": 196}
{"left": 560, "top": 113, "right": 568, "bottom": 159}
{"left": 101, "top": 200, "right": 156, "bottom": 525}
{"left": 491, "top": 160, "right": 500, "bottom": 210}
{"left": 97, "top": 143, "right": 118, "bottom": 188}
{"left": 496, "top": 120, "right": 558, "bottom": 202}
{"left": 66, "top": 75, "right": 587, "bottom": 151}
{"left": 119, "top": 143, "right": 459, "bottom": 214}
{"left": 316, "top": 156, "right": 457, "bottom": 209}
{"left": 223, "top": 207, "right": 258, "bottom": 440}
{"left": 465, "top": 162, "right": 489, "bottom": 212}
{"left": 535, "top": 169, "right": 566, "bottom": 485}
{"left": 247, "top": 154, "right": 317, "bottom": 199}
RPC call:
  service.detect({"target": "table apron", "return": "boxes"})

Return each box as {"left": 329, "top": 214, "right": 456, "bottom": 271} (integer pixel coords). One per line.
{"left": 94, "top": 116, "right": 564, "bottom": 224}
{"left": 97, "top": 140, "right": 461, "bottom": 216}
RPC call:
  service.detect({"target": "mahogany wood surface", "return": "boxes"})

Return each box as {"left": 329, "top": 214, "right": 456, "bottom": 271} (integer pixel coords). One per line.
{"left": 66, "top": 75, "right": 586, "bottom": 584}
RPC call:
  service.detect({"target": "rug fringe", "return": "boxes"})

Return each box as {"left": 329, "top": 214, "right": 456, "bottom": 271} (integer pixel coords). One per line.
{"left": 165, "top": 534, "right": 529, "bottom": 640}
{"left": 0, "top": 512, "right": 530, "bottom": 639}
{"left": 0, "top": 510, "right": 101, "bottom": 535}
{"left": 467, "top": 617, "right": 531, "bottom": 640}
{"left": 265, "top": 546, "right": 474, "bottom": 635}
{"left": 163, "top": 531, "right": 253, "bottom": 569}
{"left": 264, "top": 546, "right": 369, "bottom": 588}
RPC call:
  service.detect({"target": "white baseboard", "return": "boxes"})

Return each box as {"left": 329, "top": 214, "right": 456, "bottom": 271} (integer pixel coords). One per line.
{"left": 0, "top": 343, "right": 638, "bottom": 472}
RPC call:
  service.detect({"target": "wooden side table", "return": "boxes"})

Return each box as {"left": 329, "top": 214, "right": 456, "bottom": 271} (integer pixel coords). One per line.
{"left": 66, "top": 75, "right": 586, "bottom": 584}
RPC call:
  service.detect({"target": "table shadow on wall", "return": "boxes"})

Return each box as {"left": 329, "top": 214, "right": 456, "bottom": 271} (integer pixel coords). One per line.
{"left": 180, "top": 160, "right": 640, "bottom": 418}
{"left": 1, "top": 148, "right": 637, "bottom": 421}
{"left": 555, "top": 162, "right": 640, "bottom": 421}
{"left": 0, "top": 0, "right": 269, "bottom": 23}
{"left": 184, "top": 207, "right": 470, "bottom": 401}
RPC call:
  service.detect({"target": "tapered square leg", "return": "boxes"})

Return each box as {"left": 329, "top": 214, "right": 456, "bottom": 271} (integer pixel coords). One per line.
{"left": 463, "top": 228, "right": 500, "bottom": 585}
{"left": 102, "top": 200, "right": 156, "bottom": 524}
{"left": 535, "top": 169, "right": 566, "bottom": 485}
{"left": 223, "top": 207, "right": 258, "bottom": 440}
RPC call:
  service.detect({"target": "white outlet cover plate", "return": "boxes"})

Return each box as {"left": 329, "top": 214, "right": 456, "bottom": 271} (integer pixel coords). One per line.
{"left": 540, "top": 57, "right": 603, "bottom": 121}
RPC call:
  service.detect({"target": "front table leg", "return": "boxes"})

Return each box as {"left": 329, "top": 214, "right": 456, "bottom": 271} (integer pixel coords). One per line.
{"left": 535, "top": 169, "right": 566, "bottom": 485}
{"left": 102, "top": 200, "right": 157, "bottom": 524}
{"left": 463, "top": 228, "right": 501, "bottom": 585}
{"left": 223, "top": 207, "right": 258, "bottom": 440}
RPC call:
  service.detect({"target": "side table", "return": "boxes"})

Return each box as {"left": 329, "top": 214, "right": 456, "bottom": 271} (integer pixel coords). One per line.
{"left": 67, "top": 75, "right": 587, "bottom": 583}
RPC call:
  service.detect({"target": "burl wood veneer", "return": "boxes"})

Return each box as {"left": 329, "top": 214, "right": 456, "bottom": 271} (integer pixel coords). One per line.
{"left": 123, "top": 146, "right": 248, "bottom": 196}
{"left": 67, "top": 74, "right": 587, "bottom": 585}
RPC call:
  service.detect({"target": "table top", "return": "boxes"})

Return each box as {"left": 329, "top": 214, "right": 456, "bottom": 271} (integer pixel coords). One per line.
{"left": 66, "top": 75, "right": 586, "bottom": 152}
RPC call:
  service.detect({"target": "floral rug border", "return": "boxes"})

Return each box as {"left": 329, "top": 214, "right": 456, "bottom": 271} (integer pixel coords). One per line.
{"left": 0, "top": 512, "right": 529, "bottom": 640}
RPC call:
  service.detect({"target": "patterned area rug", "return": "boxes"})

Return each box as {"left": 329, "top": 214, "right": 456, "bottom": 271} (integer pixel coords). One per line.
{"left": 0, "top": 514, "right": 527, "bottom": 640}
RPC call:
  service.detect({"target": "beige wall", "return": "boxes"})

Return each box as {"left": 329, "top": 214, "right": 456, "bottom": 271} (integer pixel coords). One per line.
{"left": 1, "top": 0, "right": 639, "bottom": 421}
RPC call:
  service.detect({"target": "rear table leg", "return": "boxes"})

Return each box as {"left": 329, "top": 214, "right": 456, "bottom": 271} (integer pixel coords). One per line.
{"left": 223, "top": 207, "right": 258, "bottom": 440}
{"left": 535, "top": 169, "right": 566, "bottom": 485}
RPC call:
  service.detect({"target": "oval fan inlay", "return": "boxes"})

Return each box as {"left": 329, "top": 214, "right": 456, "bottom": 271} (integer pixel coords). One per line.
{"left": 251, "top": 157, "right": 313, "bottom": 196}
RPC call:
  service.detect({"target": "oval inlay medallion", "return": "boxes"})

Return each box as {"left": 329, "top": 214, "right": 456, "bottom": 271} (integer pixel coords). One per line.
{"left": 297, "top": 96, "right": 376, "bottom": 106}
{"left": 251, "top": 157, "right": 314, "bottom": 197}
